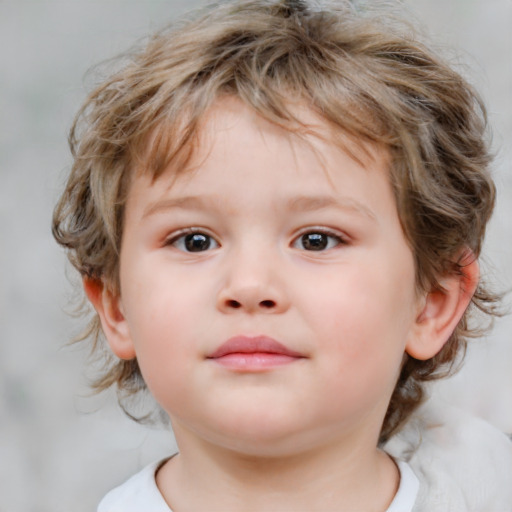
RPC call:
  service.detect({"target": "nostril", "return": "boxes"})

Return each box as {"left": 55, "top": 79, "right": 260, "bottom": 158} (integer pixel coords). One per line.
{"left": 222, "top": 298, "right": 277, "bottom": 310}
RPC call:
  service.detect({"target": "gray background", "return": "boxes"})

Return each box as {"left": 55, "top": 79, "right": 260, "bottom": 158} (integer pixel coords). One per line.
{"left": 1, "top": 1, "right": 511, "bottom": 510}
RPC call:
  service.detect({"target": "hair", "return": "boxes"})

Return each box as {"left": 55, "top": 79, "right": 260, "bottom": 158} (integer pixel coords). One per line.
{"left": 53, "top": 0, "right": 500, "bottom": 443}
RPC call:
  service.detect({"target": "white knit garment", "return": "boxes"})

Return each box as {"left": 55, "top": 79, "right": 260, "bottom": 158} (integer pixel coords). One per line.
{"left": 385, "top": 399, "right": 512, "bottom": 511}
{"left": 98, "top": 398, "right": 512, "bottom": 511}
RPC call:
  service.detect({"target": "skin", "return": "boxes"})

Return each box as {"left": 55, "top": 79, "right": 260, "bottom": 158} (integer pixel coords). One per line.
{"left": 86, "top": 97, "right": 478, "bottom": 511}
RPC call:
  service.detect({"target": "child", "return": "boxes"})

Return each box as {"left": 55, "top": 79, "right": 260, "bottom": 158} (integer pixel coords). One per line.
{"left": 52, "top": 0, "right": 512, "bottom": 510}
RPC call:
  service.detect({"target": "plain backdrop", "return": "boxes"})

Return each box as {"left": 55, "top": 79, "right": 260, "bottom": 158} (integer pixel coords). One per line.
{"left": 0, "top": 1, "right": 511, "bottom": 510}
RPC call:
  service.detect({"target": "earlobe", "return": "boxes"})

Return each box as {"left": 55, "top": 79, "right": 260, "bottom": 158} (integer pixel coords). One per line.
{"left": 83, "top": 277, "right": 136, "bottom": 360}
{"left": 406, "top": 256, "right": 479, "bottom": 360}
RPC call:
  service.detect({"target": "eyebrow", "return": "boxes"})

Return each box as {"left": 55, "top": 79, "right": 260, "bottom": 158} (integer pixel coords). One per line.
{"left": 142, "top": 196, "right": 220, "bottom": 218}
{"left": 143, "top": 194, "right": 376, "bottom": 220}
{"left": 286, "top": 195, "right": 376, "bottom": 220}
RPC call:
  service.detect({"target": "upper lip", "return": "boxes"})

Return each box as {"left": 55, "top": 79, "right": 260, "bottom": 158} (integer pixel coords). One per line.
{"left": 207, "top": 335, "right": 305, "bottom": 359}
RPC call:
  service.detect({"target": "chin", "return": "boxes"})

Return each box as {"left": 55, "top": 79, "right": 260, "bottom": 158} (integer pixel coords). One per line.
{"left": 197, "top": 414, "right": 335, "bottom": 459}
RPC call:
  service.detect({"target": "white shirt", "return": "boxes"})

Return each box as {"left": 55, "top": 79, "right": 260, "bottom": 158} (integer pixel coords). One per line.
{"left": 98, "top": 401, "right": 512, "bottom": 511}
{"left": 97, "top": 458, "right": 419, "bottom": 512}
{"left": 97, "top": 459, "right": 170, "bottom": 512}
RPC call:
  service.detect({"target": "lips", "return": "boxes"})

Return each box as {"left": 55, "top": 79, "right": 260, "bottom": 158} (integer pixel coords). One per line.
{"left": 207, "top": 335, "right": 305, "bottom": 371}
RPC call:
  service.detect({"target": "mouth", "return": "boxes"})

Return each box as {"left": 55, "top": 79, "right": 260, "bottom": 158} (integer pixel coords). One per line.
{"left": 207, "top": 335, "right": 306, "bottom": 372}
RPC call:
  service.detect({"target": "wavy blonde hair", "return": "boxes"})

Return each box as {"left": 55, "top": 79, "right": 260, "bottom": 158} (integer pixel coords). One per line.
{"left": 53, "top": 0, "right": 499, "bottom": 442}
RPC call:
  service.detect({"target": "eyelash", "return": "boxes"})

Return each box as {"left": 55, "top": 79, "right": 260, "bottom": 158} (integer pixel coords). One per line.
{"left": 164, "top": 227, "right": 348, "bottom": 253}
{"left": 165, "top": 228, "right": 220, "bottom": 253}
{"left": 292, "top": 228, "right": 348, "bottom": 252}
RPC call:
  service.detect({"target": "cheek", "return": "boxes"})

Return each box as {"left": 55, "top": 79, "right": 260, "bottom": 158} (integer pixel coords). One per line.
{"left": 122, "top": 282, "right": 202, "bottom": 400}
{"left": 124, "top": 260, "right": 202, "bottom": 338}
{"left": 132, "top": 319, "right": 195, "bottom": 414}
{"left": 307, "top": 267, "right": 414, "bottom": 381}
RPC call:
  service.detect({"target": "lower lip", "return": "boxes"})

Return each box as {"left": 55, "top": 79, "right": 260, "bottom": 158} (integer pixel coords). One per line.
{"left": 210, "top": 352, "right": 301, "bottom": 371}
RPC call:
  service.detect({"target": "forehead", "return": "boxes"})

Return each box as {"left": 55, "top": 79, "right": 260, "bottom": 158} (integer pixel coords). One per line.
{"left": 126, "top": 97, "right": 396, "bottom": 226}
{"left": 137, "top": 96, "right": 389, "bottom": 188}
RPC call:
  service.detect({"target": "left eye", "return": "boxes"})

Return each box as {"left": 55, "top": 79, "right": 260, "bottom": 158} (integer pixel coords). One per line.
{"left": 169, "top": 232, "right": 219, "bottom": 252}
{"left": 293, "top": 231, "right": 344, "bottom": 251}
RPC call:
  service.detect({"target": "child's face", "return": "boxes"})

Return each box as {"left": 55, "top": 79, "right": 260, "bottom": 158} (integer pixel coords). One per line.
{"left": 113, "top": 98, "right": 423, "bottom": 456}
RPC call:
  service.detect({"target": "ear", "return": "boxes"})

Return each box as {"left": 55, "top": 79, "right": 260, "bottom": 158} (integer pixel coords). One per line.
{"left": 406, "top": 255, "right": 479, "bottom": 360}
{"left": 83, "top": 277, "right": 136, "bottom": 360}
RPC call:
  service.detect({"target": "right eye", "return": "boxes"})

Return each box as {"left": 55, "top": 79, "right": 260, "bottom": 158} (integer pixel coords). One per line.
{"left": 292, "top": 229, "right": 346, "bottom": 252}
{"left": 168, "top": 231, "right": 219, "bottom": 253}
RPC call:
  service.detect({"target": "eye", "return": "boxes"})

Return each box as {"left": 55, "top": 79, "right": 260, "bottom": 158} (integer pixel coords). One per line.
{"left": 293, "top": 230, "right": 345, "bottom": 251}
{"left": 168, "top": 231, "right": 219, "bottom": 253}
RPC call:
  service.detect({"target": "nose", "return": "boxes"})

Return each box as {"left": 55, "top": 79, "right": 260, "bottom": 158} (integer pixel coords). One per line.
{"left": 216, "top": 251, "right": 289, "bottom": 314}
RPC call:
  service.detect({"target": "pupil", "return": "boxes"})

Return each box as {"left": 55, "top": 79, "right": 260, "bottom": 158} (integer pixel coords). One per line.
{"left": 302, "top": 233, "right": 327, "bottom": 250}
{"left": 185, "top": 233, "right": 210, "bottom": 252}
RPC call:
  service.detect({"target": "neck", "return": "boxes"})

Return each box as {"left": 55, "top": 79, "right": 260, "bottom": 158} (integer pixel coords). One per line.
{"left": 157, "top": 426, "right": 399, "bottom": 512}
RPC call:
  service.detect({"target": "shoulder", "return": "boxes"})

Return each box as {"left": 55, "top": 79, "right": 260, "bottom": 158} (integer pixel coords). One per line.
{"left": 386, "top": 399, "right": 512, "bottom": 511}
{"left": 97, "top": 459, "right": 172, "bottom": 512}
